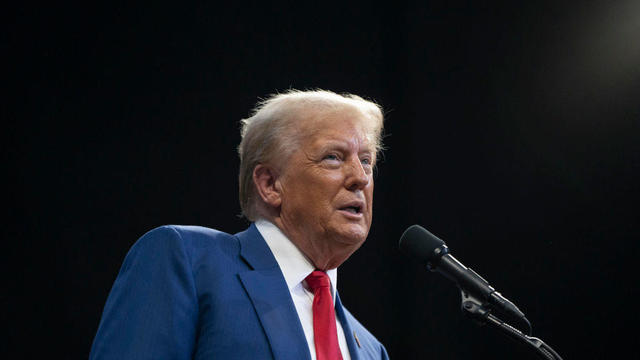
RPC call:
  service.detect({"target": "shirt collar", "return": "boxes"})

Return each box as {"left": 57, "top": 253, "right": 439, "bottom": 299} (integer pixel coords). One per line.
{"left": 255, "top": 219, "right": 338, "bottom": 300}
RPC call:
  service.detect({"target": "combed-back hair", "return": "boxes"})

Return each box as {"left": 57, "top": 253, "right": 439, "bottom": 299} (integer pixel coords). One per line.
{"left": 237, "top": 89, "right": 384, "bottom": 221}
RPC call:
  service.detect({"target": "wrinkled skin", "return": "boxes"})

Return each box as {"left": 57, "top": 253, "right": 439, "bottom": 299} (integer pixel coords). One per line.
{"left": 255, "top": 108, "right": 376, "bottom": 270}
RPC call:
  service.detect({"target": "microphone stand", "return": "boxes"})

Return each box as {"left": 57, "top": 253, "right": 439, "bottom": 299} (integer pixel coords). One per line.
{"left": 460, "top": 289, "right": 563, "bottom": 360}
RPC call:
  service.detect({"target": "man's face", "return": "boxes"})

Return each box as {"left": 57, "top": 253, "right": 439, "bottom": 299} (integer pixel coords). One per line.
{"left": 276, "top": 108, "right": 376, "bottom": 269}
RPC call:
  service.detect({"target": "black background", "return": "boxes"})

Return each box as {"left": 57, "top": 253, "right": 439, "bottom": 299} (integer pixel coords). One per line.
{"left": 7, "top": 1, "right": 639, "bottom": 359}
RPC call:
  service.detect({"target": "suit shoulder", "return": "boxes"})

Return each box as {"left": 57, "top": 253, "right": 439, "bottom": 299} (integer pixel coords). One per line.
{"left": 162, "top": 224, "right": 234, "bottom": 240}
{"left": 138, "top": 224, "right": 235, "bottom": 244}
{"left": 128, "top": 225, "right": 240, "bottom": 260}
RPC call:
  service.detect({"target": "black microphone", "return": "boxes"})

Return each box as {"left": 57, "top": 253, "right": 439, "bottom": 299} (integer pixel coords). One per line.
{"left": 399, "top": 224, "right": 526, "bottom": 321}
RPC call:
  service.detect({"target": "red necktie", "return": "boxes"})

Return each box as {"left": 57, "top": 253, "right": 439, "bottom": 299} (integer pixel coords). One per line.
{"left": 305, "top": 271, "right": 344, "bottom": 360}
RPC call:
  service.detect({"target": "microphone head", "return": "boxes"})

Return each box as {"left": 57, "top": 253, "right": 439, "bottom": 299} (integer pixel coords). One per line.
{"left": 399, "top": 225, "right": 448, "bottom": 264}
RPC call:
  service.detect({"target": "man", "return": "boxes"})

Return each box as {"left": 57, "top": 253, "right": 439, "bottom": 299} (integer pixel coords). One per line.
{"left": 89, "top": 89, "right": 389, "bottom": 359}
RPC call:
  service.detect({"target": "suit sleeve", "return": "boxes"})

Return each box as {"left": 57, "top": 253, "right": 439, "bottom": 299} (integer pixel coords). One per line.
{"left": 89, "top": 226, "right": 198, "bottom": 360}
{"left": 380, "top": 343, "right": 390, "bottom": 360}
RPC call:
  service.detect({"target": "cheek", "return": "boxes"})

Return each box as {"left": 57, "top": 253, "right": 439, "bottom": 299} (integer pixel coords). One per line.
{"left": 366, "top": 183, "right": 374, "bottom": 216}
{"left": 298, "top": 188, "right": 333, "bottom": 218}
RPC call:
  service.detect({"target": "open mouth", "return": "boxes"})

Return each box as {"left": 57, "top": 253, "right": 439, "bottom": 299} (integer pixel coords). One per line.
{"left": 340, "top": 205, "right": 362, "bottom": 214}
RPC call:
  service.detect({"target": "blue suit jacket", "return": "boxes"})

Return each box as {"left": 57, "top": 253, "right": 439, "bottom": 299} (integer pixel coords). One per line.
{"left": 90, "top": 224, "right": 389, "bottom": 359}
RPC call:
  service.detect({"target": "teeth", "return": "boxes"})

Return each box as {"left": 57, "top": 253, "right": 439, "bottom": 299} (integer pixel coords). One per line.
{"left": 344, "top": 207, "right": 359, "bottom": 214}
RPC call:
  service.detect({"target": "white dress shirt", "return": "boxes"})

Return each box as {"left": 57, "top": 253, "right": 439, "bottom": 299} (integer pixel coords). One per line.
{"left": 255, "top": 219, "right": 351, "bottom": 360}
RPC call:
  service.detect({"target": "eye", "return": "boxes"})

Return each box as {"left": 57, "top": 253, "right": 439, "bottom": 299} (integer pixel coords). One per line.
{"left": 323, "top": 153, "right": 340, "bottom": 161}
{"left": 360, "top": 156, "right": 373, "bottom": 166}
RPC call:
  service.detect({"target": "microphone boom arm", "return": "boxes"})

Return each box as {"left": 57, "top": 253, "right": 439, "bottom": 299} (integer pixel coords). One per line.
{"left": 460, "top": 289, "right": 563, "bottom": 360}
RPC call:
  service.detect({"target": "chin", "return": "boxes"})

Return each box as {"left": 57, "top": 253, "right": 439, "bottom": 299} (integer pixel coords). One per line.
{"left": 334, "top": 225, "right": 369, "bottom": 245}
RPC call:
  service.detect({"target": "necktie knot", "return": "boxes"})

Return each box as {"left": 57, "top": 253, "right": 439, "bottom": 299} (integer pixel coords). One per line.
{"left": 305, "top": 270, "right": 331, "bottom": 293}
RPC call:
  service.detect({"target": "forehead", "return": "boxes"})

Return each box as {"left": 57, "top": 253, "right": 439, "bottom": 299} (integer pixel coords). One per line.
{"left": 295, "top": 107, "right": 375, "bottom": 150}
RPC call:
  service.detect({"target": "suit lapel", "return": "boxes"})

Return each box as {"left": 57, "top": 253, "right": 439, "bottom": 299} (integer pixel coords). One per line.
{"left": 236, "top": 224, "right": 311, "bottom": 360}
{"left": 335, "top": 292, "right": 361, "bottom": 360}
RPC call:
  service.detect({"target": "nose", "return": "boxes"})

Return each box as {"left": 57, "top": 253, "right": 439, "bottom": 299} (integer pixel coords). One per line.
{"left": 345, "top": 157, "right": 370, "bottom": 191}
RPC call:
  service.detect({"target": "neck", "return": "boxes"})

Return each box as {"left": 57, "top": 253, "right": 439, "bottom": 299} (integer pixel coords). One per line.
{"left": 262, "top": 215, "right": 354, "bottom": 271}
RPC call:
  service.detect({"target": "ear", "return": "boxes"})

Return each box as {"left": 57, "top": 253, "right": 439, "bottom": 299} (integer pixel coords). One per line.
{"left": 252, "top": 164, "right": 282, "bottom": 208}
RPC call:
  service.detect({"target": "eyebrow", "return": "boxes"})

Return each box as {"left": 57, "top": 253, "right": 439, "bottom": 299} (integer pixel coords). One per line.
{"left": 316, "top": 140, "right": 375, "bottom": 155}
